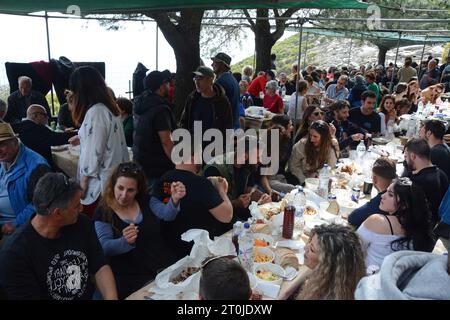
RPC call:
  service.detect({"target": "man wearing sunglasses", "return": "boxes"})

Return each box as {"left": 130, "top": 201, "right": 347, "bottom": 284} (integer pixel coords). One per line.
{"left": 11, "top": 105, "right": 74, "bottom": 169}
{"left": 0, "top": 173, "right": 118, "bottom": 300}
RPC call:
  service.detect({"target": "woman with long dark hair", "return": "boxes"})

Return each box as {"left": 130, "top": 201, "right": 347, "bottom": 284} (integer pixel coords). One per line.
{"left": 294, "top": 105, "right": 325, "bottom": 143}
{"left": 357, "top": 177, "right": 435, "bottom": 269}
{"left": 288, "top": 120, "right": 338, "bottom": 185}
{"left": 68, "top": 66, "right": 129, "bottom": 217}
{"left": 94, "top": 162, "right": 181, "bottom": 299}
{"left": 378, "top": 95, "right": 397, "bottom": 135}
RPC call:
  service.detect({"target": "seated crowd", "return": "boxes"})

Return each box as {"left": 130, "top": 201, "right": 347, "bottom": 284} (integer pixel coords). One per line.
{"left": 0, "top": 52, "right": 449, "bottom": 300}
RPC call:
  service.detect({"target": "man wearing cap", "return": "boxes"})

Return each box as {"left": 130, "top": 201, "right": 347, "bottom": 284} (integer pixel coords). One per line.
{"left": 133, "top": 70, "right": 176, "bottom": 190}
{"left": 211, "top": 53, "right": 241, "bottom": 129}
{"left": 180, "top": 66, "right": 233, "bottom": 141}
{"left": 0, "top": 123, "right": 51, "bottom": 241}
{"left": 11, "top": 104, "right": 74, "bottom": 169}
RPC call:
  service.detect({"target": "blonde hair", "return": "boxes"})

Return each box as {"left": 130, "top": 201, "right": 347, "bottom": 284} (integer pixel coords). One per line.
{"left": 297, "top": 224, "right": 366, "bottom": 300}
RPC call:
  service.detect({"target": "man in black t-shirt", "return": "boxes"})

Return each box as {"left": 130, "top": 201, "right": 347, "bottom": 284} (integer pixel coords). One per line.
{"left": 404, "top": 139, "right": 449, "bottom": 226}
{"left": 133, "top": 70, "right": 176, "bottom": 191}
{"left": 151, "top": 144, "right": 233, "bottom": 260}
{"left": 349, "top": 90, "right": 381, "bottom": 135}
{"left": 0, "top": 173, "right": 117, "bottom": 300}
{"left": 419, "top": 119, "right": 450, "bottom": 179}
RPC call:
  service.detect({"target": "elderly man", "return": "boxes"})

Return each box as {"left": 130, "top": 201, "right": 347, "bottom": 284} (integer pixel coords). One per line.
{"left": 323, "top": 75, "right": 349, "bottom": 106}
{"left": 420, "top": 59, "right": 440, "bottom": 90}
{"left": 0, "top": 123, "right": 50, "bottom": 239}
{"left": 180, "top": 66, "right": 233, "bottom": 139}
{"left": 12, "top": 105, "right": 73, "bottom": 169}
{"left": 211, "top": 52, "right": 240, "bottom": 129}
{"left": 5, "top": 76, "right": 51, "bottom": 124}
{"left": 278, "top": 72, "right": 295, "bottom": 95}
{"left": 0, "top": 172, "right": 118, "bottom": 300}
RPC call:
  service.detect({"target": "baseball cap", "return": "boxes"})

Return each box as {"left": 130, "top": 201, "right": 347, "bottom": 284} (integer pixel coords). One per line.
{"left": 211, "top": 52, "right": 232, "bottom": 69}
{"left": 143, "top": 69, "right": 172, "bottom": 92}
{"left": 192, "top": 66, "right": 215, "bottom": 78}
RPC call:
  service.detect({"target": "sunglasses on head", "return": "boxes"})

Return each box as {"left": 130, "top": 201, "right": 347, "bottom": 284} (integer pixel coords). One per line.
{"left": 118, "top": 162, "right": 142, "bottom": 174}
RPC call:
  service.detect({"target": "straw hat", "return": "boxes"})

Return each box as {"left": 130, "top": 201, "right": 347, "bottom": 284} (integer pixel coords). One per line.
{"left": 0, "top": 123, "right": 19, "bottom": 142}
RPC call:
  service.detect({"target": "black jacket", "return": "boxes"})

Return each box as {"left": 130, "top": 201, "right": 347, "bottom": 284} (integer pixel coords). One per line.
{"left": 180, "top": 84, "right": 233, "bottom": 137}
{"left": 132, "top": 90, "right": 176, "bottom": 179}
{"left": 12, "top": 120, "right": 73, "bottom": 169}
{"left": 6, "top": 90, "right": 51, "bottom": 124}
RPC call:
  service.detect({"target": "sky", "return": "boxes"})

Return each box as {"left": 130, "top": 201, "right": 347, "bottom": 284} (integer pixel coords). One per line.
{"left": 0, "top": 13, "right": 276, "bottom": 98}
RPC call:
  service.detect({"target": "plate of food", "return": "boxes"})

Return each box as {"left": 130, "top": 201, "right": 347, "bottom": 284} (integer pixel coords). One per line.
{"left": 51, "top": 145, "right": 69, "bottom": 152}
{"left": 258, "top": 199, "right": 288, "bottom": 220}
{"left": 253, "top": 263, "right": 285, "bottom": 285}
{"left": 372, "top": 137, "right": 391, "bottom": 145}
{"left": 253, "top": 233, "right": 274, "bottom": 247}
{"left": 170, "top": 266, "right": 200, "bottom": 284}
{"left": 253, "top": 247, "right": 275, "bottom": 264}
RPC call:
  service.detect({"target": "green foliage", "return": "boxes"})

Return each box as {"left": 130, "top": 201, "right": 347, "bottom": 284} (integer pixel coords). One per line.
{"left": 0, "top": 85, "right": 9, "bottom": 103}
{"left": 46, "top": 93, "right": 60, "bottom": 116}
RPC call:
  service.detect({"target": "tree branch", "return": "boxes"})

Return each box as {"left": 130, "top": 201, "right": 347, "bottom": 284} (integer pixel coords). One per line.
{"left": 243, "top": 9, "right": 256, "bottom": 31}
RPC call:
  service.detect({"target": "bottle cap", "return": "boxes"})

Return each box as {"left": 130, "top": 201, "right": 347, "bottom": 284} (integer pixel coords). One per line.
{"left": 243, "top": 222, "right": 250, "bottom": 229}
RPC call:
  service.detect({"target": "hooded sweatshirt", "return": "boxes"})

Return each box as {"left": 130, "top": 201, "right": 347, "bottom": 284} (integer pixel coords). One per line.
{"left": 355, "top": 251, "right": 450, "bottom": 300}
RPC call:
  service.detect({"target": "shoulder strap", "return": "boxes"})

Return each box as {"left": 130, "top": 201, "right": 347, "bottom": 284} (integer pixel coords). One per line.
{"left": 383, "top": 214, "right": 394, "bottom": 235}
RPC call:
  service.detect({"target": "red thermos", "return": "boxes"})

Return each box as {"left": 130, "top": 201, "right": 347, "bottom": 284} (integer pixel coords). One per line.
{"left": 282, "top": 203, "right": 295, "bottom": 239}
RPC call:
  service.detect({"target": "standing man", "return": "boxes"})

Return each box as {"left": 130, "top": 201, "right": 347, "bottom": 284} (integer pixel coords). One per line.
{"left": 419, "top": 119, "right": 450, "bottom": 179}
{"left": 0, "top": 173, "right": 118, "bottom": 300}
{"left": 211, "top": 53, "right": 241, "bottom": 129}
{"left": 12, "top": 104, "right": 73, "bottom": 168}
{"left": 5, "top": 76, "right": 51, "bottom": 124}
{"left": 180, "top": 66, "right": 233, "bottom": 139}
{"left": 133, "top": 70, "right": 175, "bottom": 191}
{"left": 349, "top": 91, "right": 381, "bottom": 135}
{"left": 403, "top": 138, "right": 449, "bottom": 226}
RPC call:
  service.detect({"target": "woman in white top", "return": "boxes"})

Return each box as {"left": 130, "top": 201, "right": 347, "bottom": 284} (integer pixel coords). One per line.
{"left": 68, "top": 66, "right": 129, "bottom": 217}
{"left": 357, "top": 177, "right": 435, "bottom": 269}
{"left": 378, "top": 95, "right": 397, "bottom": 136}
{"left": 288, "top": 80, "right": 308, "bottom": 125}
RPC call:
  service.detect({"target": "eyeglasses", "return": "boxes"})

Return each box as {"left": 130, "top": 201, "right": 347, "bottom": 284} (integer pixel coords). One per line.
{"left": 313, "top": 111, "right": 324, "bottom": 116}
{"left": 201, "top": 255, "right": 237, "bottom": 269}
{"left": 119, "top": 162, "right": 142, "bottom": 174}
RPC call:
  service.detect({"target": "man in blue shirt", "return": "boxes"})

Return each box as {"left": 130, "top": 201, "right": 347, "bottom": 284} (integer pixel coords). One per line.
{"left": 211, "top": 52, "right": 241, "bottom": 129}
{"left": 348, "top": 157, "right": 397, "bottom": 228}
{"left": 323, "top": 75, "right": 349, "bottom": 106}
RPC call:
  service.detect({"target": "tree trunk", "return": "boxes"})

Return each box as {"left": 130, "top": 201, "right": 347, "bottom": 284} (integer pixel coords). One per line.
{"left": 255, "top": 34, "right": 275, "bottom": 73}
{"left": 147, "top": 10, "right": 204, "bottom": 121}
{"left": 377, "top": 45, "right": 389, "bottom": 66}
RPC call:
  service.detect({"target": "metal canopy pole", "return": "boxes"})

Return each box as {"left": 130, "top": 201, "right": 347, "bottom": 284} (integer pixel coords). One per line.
{"left": 44, "top": 11, "right": 55, "bottom": 116}
{"left": 389, "top": 32, "right": 402, "bottom": 93}
{"left": 347, "top": 38, "right": 353, "bottom": 66}
{"left": 303, "top": 33, "right": 308, "bottom": 68}
{"left": 293, "top": 18, "right": 306, "bottom": 142}
{"left": 419, "top": 35, "right": 428, "bottom": 66}
{"left": 155, "top": 23, "right": 159, "bottom": 70}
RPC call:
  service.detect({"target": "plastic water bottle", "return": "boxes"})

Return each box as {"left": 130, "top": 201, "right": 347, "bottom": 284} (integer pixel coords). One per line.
{"left": 318, "top": 164, "right": 330, "bottom": 198}
{"left": 281, "top": 85, "right": 286, "bottom": 98}
{"left": 356, "top": 140, "right": 366, "bottom": 159}
{"left": 417, "top": 101, "right": 424, "bottom": 115}
{"left": 406, "top": 114, "right": 417, "bottom": 137}
{"left": 293, "top": 187, "right": 305, "bottom": 237}
{"left": 232, "top": 221, "right": 242, "bottom": 256}
{"left": 294, "top": 186, "right": 306, "bottom": 210}
{"left": 386, "top": 119, "right": 395, "bottom": 140}
{"left": 238, "top": 223, "right": 253, "bottom": 271}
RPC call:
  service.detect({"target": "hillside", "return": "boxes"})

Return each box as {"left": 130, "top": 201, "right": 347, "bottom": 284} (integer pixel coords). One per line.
{"left": 231, "top": 32, "right": 445, "bottom": 75}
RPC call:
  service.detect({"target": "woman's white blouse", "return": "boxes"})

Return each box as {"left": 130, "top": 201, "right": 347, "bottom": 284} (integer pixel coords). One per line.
{"left": 78, "top": 103, "right": 130, "bottom": 205}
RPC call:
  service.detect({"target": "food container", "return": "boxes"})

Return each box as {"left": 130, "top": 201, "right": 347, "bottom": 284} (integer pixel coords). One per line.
{"left": 252, "top": 233, "right": 274, "bottom": 247}
{"left": 253, "top": 263, "right": 285, "bottom": 285}
{"left": 304, "top": 178, "right": 319, "bottom": 191}
{"left": 253, "top": 247, "right": 275, "bottom": 264}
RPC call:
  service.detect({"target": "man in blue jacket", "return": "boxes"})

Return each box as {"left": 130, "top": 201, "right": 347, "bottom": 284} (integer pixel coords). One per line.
{"left": 0, "top": 123, "right": 50, "bottom": 240}
{"left": 348, "top": 157, "right": 397, "bottom": 228}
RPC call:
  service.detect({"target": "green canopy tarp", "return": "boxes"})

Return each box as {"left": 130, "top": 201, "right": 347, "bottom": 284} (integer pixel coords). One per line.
{"left": 289, "top": 27, "right": 450, "bottom": 44}
{"left": 0, "top": 0, "right": 368, "bottom": 15}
